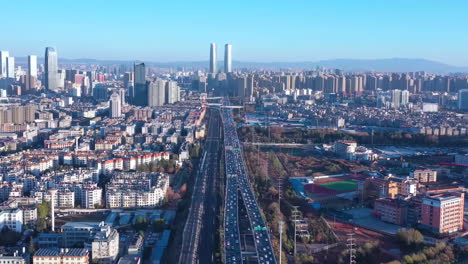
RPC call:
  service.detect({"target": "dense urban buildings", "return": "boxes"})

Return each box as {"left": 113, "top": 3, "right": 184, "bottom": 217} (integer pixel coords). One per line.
{"left": 0, "top": 35, "right": 466, "bottom": 264}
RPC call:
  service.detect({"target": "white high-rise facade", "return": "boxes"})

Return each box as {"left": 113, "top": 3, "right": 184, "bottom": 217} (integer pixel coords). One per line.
{"left": 28, "top": 55, "right": 38, "bottom": 77}
{"left": 45, "top": 47, "right": 58, "bottom": 91}
{"left": 6, "top": 56, "right": 14, "bottom": 78}
{"left": 224, "top": 44, "right": 232, "bottom": 73}
{"left": 118, "top": 88, "right": 126, "bottom": 106}
{"left": 109, "top": 93, "right": 122, "bottom": 118}
{"left": 148, "top": 79, "right": 166, "bottom": 107}
{"left": 0, "top": 51, "right": 9, "bottom": 77}
{"left": 166, "top": 81, "right": 180, "bottom": 104}
{"left": 401, "top": 90, "right": 410, "bottom": 106}
{"left": 209, "top": 43, "right": 217, "bottom": 74}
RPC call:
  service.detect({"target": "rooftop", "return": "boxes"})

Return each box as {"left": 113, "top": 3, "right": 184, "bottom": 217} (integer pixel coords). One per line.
{"left": 34, "top": 248, "right": 88, "bottom": 257}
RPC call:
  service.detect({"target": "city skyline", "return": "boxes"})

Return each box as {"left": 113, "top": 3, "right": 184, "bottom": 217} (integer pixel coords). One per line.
{"left": 0, "top": 1, "right": 467, "bottom": 264}
{"left": 2, "top": 0, "right": 468, "bottom": 65}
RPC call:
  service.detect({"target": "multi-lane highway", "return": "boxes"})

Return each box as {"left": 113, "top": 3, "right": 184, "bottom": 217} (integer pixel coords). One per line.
{"left": 224, "top": 117, "right": 242, "bottom": 263}
{"left": 221, "top": 99, "right": 277, "bottom": 264}
{"left": 179, "top": 109, "right": 221, "bottom": 264}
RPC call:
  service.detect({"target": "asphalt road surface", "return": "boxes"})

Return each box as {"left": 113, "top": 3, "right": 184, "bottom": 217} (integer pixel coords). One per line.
{"left": 222, "top": 99, "right": 277, "bottom": 264}
{"left": 179, "top": 109, "right": 221, "bottom": 264}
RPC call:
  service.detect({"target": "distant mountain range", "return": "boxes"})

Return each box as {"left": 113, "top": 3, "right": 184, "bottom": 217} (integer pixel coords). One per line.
{"left": 13, "top": 57, "right": 468, "bottom": 73}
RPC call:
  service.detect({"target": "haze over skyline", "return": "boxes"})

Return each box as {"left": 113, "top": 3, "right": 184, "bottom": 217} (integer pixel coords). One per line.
{"left": 3, "top": 0, "right": 468, "bottom": 66}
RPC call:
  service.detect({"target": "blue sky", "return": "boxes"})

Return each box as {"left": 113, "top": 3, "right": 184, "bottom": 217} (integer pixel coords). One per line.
{"left": 2, "top": 0, "right": 468, "bottom": 65}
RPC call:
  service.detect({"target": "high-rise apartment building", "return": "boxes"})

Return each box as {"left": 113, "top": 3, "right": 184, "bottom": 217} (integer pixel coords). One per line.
{"left": 109, "top": 93, "right": 122, "bottom": 118}
{"left": 28, "top": 55, "right": 38, "bottom": 77}
{"left": 366, "top": 75, "right": 377, "bottom": 91}
{"left": 123, "top": 72, "right": 134, "bottom": 100}
{"left": 421, "top": 192, "right": 464, "bottom": 234}
{"left": 26, "top": 55, "right": 38, "bottom": 91}
{"left": 224, "top": 44, "right": 232, "bottom": 73}
{"left": 325, "top": 76, "right": 336, "bottom": 93}
{"left": 118, "top": 88, "right": 126, "bottom": 106}
{"left": 45, "top": 47, "right": 59, "bottom": 91}
{"left": 401, "top": 90, "right": 410, "bottom": 106}
{"left": 389, "top": 89, "right": 410, "bottom": 109}
{"left": 6, "top": 56, "right": 14, "bottom": 78}
{"left": 133, "top": 63, "right": 147, "bottom": 106}
{"left": 148, "top": 79, "right": 166, "bottom": 107}
{"left": 166, "top": 81, "right": 180, "bottom": 104}
{"left": 458, "top": 89, "right": 468, "bottom": 110}
{"left": 0, "top": 105, "right": 37, "bottom": 125}
{"left": 0, "top": 51, "right": 9, "bottom": 77}
{"left": 209, "top": 43, "right": 217, "bottom": 74}
{"left": 337, "top": 75, "right": 346, "bottom": 94}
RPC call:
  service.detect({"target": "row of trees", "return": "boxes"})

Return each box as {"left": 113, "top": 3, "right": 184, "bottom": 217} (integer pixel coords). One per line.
{"left": 238, "top": 126, "right": 467, "bottom": 147}
{"left": 136, "top": 159, "right": 177, "bottom": 174}
{"left": 134, "top": 216, "right": 167, "bottom": 233}
{"left": 239, "top": 126, "right": 352, "bottom": 144}
{"left": 387, "top": 242, "right": 455, "bottom": 264}
{"left": 396, "top": 228, "right": 424, "bottom": 251}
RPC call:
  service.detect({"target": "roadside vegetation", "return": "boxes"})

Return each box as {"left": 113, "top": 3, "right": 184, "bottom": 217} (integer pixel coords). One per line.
{"left": 238, "top": 126, "right": 468, "bottom": 147}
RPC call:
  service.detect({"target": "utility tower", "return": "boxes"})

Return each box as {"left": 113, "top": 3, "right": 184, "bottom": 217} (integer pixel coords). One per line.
{"left": 347, "top": 233, "right": 357, "bottom": 264}
{"left": 291, "top": 206, "right": 302, "bottom": 257}
{"left": 279, "top": 220, "right": 284, "bottom": 264}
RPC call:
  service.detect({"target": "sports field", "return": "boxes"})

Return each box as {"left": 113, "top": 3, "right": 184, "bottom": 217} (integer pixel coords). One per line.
{"left": 318, "top": 180, "right": 357, "bottom": 192}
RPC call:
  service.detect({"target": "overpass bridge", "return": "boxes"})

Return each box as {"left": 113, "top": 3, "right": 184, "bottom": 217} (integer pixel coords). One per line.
{"left": 206, "top": 103, "right": 243, "bottom": 109}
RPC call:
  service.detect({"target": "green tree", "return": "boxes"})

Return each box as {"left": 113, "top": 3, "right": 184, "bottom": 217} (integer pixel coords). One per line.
{"left": 36, "top": 218, "right": 47, "bottom": 232}
{"left": 29, "top": 237, "right": 36, "bottom": 254}
{"left": 396, "top": 229, "right": 423, "bottom": 251}
{"left": 356, "top": 241, "right": 381, "bottom": 264}
{"left": 37, "top": 202, "right": 51, "bottom": 219}
{"left": 134, "top": 216, "right": 148, "bottom": 232}
{"left": 190, "top": 144, "right": 201, "bottom": 159}
{"left": 152, "top": 218, "right": 165, "bottom": 233}
{"left": 402, "top": 255, "right": 413, "bottom": 264}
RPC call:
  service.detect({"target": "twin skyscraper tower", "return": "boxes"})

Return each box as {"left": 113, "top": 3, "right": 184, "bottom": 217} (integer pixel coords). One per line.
{"left": 209, "top": 43, "right": 232, "bottom": 74}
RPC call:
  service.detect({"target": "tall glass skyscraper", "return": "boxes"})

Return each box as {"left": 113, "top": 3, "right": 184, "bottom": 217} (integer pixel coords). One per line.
{"left": 0, "top": 51, "right": 9, "bottom": 77}
{"left": 133, "top": 62, "right": 147, "bottom": 106}
{"left": 45, "top": 47, "right": 58, "bottom": 91}
{"left": 28, "top": 55, "right": 37, "bottom": 77}
{"left": 224, "top": 44, "right": 232, "bottom": 73}
{"left": 6, "top": 56, "right": 14, "bottom": 78}
{"left": 209, "top": 43, "right": 217, "bottom": 74}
